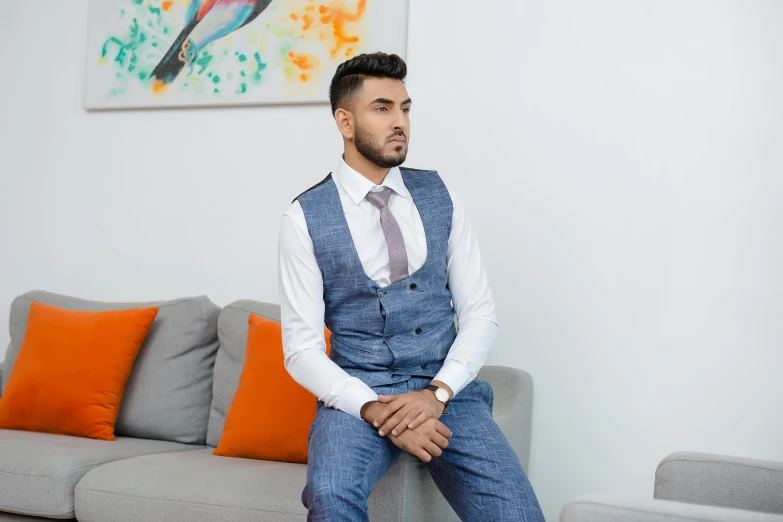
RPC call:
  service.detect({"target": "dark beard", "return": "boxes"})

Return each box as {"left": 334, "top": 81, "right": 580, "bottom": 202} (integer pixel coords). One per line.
{"left": 354, "top": 122, "right": 407, "bottom": 169}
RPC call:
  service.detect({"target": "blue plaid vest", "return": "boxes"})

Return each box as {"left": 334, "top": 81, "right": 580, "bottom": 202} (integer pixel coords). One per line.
{"left": 295, "top": 168, "right": 457, "bottom": 387}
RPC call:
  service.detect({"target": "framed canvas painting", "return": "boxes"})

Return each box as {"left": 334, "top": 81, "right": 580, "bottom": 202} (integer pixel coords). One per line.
{"left": 83, "top": 0, "right": 409, "bottom": 110}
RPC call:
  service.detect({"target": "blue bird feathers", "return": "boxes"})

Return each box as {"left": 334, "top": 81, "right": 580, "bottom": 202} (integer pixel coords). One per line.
{"left": 151, "top": 0, "right": 274, "bottom": 91}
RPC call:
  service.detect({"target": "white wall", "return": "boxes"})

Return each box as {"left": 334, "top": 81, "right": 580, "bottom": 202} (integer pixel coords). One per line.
{"left": 2, "top": 1, "right": 782, "bottom": 520}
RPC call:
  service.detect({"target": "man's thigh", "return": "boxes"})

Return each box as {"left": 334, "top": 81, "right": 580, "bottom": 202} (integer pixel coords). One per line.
{"left": 427, "top": 379, "right": 545, "bottom": 521}
{"left": 304, "top": 403, "right": 401, "bottom": 503}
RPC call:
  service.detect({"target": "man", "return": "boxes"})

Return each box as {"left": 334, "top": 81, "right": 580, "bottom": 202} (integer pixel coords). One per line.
{"left": 278, "top": 52, "right": 544, "bottom": 521}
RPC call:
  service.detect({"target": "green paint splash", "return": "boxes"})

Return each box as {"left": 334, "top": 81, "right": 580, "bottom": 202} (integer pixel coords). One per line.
{"left": 251, "top": 51, "right": 267, "bottom": 85}
{"left": 99, "top": 0, "right": 284, "bottom": 98}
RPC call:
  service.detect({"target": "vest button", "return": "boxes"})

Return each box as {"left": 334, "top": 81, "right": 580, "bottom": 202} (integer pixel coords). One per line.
{"left": 415, "top": 327, "right": 423, "bottom": 335}
{"left": 409, "top": 283, "right": 417, "bottom": 290}
{"left": 384, "top": 334, "right": 392, "bottom": 341}
{"left": 389, "top": 366, "right": 397, "bottom": 372}
{"left": 420, "top": 363, "right": 428, "bottom": 369}
{"left": 377, "top": 291, "right": 384, "bottom": 298}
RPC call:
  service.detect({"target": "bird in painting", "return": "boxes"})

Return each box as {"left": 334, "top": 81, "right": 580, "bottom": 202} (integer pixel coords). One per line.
{"left": 151, "top": 0, "right": 275, "bottom": 91}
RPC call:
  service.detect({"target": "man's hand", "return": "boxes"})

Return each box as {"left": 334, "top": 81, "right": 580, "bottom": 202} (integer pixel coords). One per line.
{"left": 360, "top": 400, "right": 385, "bottom": 425}
{"left": 387, "top": 417, "right": 452, "bottom": 463}
{"left": 373, "top": 382, "right": 450, "bottom": 438}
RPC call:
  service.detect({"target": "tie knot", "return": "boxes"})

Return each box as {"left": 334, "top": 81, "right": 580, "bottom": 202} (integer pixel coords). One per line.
{"left": 366, "top": 187, "right": 392, "bottom": 209}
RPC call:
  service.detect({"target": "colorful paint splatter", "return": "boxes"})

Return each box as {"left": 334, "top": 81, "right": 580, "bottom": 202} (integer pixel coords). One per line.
{"left": 98, "top": 0, "right": 369, "bottom": 99}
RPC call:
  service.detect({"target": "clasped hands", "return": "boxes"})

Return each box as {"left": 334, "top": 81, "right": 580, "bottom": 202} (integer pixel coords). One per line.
{"left": 360, "top": 384, "right": 453, "bottom": 463}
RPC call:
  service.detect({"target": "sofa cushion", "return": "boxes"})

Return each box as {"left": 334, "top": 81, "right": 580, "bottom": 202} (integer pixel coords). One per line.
{"left": 73, "top": 447, "right": 463, "bottom": 522}
{"left": 0, "top": 302, "right": 158, "bottom": 441}
{"left": 206, "top": 300, "right": 281, "bottom": 448}
{"left": 213, "top": 313, "right": 330, "bottom": 463}
{"left": 3, "top": 291, "right": 220, "bottom": 444}
{"left": 560, "top": 494, "right": 783, "bottom": 522}
{"left": 74, "top": 449, "right": 308, "bottom": 522}
{"left": 0, "top": 513, "right": 68, "bottom": 521}
{"left": 0, "top": 429, "right": 198, "bottom": 519}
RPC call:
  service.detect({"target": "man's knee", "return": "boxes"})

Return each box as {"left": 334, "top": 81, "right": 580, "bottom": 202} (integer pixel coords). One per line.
{"left": 302, "top": 469, "right": 368, "bottom": 518}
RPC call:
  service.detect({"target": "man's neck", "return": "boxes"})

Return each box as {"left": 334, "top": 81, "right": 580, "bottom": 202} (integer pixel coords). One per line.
{"left": 343, "top": 149, "right": 390, "bottom": 186}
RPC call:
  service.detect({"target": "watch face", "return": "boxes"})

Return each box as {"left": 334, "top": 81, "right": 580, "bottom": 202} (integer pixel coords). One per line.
{"left": 435, "top": 388, "right": 449, "bottom": 403}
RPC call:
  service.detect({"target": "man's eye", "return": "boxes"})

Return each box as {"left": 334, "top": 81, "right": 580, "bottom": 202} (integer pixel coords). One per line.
{"left": 402, "top": 107, "right": 410, "bottom": 113}
{"left": 376, "top": 106, "right": 388, "bottom": 111}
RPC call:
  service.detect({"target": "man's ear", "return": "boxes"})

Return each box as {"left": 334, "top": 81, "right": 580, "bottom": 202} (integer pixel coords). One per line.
{"left": 335, "top": 108, "right": 354, "bottom": 140}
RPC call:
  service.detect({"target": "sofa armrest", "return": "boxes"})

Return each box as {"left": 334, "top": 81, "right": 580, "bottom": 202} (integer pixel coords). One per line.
{"left": 655, "top": 452, "right": 783, "bottom": 515}
{"left": 476, "top": 365, "right": 534, "bottom": 470}
{"left": 561, "top": 494, "right": 783, "bottom": 522}
{"left": 366, "top": 365, "right": 535, "bottom": 522}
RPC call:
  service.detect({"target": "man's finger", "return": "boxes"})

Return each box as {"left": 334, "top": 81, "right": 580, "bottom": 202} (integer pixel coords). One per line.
{"left": 377, "top": 394, "right": 395, "bottom": 404}
{"left": 373, "top": 400, "right": 404, "bottom": 428}
{"left": 376, "top": 402, "right": 406, "bottom": 432}
{"left": 408, "top": 411, "right": 430, "bottom": 430}
{"left": 434, "top": 421, "right": 453, "bottom": 438}
{"left": 391, "top": 410, "right": 422, "bottom": 437}
{"left": 379, "top": 408, "right": 409, "bottom": 436}
{"left": 415, "top": 448, "right": 432, "bottom": 463}
{"left": 432, "top": 432, "right": 449, "bottom": 450}
{"left": 424, "top": 441, "right": 443, "bottom": 458}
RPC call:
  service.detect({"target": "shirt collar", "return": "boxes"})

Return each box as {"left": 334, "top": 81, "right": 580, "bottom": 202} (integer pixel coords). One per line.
{"left": 335, "top": 156, "right": 410, "bottom": 206}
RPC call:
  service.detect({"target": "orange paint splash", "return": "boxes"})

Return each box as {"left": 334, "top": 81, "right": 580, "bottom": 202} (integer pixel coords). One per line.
{"left": 300, "top": 74, "right": 308, "bottom": 82}
{"left": 151, "top": 80, "right": 168, "bottom": 95}
{"left": 162, "top": 1, "right": 173, "bottom": 11}
{"left": 329, "top": 0, "right": 366, "bottom": 57}
{"left": 288, "top": 51, "right": 318, "bottom": 70}
{"left": 285, "top": 0, "right": 367, "bottom": 68}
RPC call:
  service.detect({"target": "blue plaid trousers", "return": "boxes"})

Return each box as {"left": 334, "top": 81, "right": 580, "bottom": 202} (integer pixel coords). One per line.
{"left": 302, "top": 377, "right": 545, "bottom": 521}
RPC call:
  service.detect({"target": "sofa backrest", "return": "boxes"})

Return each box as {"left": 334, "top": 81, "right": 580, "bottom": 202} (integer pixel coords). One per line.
{"left": 3, "top": 290, "right": 221, "bottom": 445}
{"left": 206, "top": 299, "right": 281, "bottom": 448}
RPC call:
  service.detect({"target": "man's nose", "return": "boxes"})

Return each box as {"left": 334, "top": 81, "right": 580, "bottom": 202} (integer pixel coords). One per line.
{"left": 392, "top": 108, "right": 407, "bottom": 131}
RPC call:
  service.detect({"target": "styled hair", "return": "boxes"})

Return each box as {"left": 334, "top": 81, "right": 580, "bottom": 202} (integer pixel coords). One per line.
{"left": 329, "top": 52, "right": 407, "bottom": 114}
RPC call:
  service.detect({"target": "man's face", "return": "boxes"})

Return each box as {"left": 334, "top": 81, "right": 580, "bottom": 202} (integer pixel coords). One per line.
{"left": 351, "top": 78, "right": 411, "bottom": 169}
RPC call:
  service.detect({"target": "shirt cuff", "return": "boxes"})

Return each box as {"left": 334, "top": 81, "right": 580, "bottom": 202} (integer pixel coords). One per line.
{"left": 326, "top": 377, "right": 379, "bottom": 420}
{"left": 432, "top": 360, "right": 475, "bottom": 399}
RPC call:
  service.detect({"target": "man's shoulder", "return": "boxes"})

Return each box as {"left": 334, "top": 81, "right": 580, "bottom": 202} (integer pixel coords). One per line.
{"left": 399, "top": 166, "right": 438, "bottom": 174}
{"left": 400, "top": 167, "right": 458, "bottom": 208}
{"left": 290, "top": 173, "right": 334, "bottom": 204}
{"left": 399, "top": 167, "right": 444, "bottom": 185}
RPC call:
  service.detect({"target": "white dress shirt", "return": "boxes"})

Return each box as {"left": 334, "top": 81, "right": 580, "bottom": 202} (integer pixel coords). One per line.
{"left": 278, "top": 157, "right": 499, "bottom": 420}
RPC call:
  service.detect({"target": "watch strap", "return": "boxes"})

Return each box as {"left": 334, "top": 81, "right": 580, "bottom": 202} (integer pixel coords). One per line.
{"left": 424, "top": 384, "right": 451, "bottom": 407}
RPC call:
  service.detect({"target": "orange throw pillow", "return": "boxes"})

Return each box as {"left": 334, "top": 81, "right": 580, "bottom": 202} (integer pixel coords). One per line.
{"left": 214, "top": 313, "right": 330, "bottom": 463}
{"left": 0, "top": 301, "right": 158, "bottom": 441}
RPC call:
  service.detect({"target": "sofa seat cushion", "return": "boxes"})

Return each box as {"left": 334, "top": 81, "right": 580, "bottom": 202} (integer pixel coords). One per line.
{"left": 0, "top": 429, "right": 198, "bottom": 519}
{"left": 0, "top": 513, "right": 69, "bottom": 521}
{"left": 74, "top": 449, "right": 308, "bottom": 522}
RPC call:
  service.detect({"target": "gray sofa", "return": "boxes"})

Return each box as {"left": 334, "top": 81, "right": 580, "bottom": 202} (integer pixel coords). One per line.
{"left": 0, "top": 291, "right": 536, "bottom": 521}
{"left": 561, "top": 452, "right": 783, "bottom": 522}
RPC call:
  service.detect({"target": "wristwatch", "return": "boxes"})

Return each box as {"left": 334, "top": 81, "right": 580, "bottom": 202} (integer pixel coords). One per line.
{"left": 424, "top": 384, "right": 451, "bottom": 413}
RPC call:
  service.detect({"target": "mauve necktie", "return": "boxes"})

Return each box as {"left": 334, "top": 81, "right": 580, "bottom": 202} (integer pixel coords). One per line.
{"left": 365, "top": 187, "right": 410, "bottom": 284}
